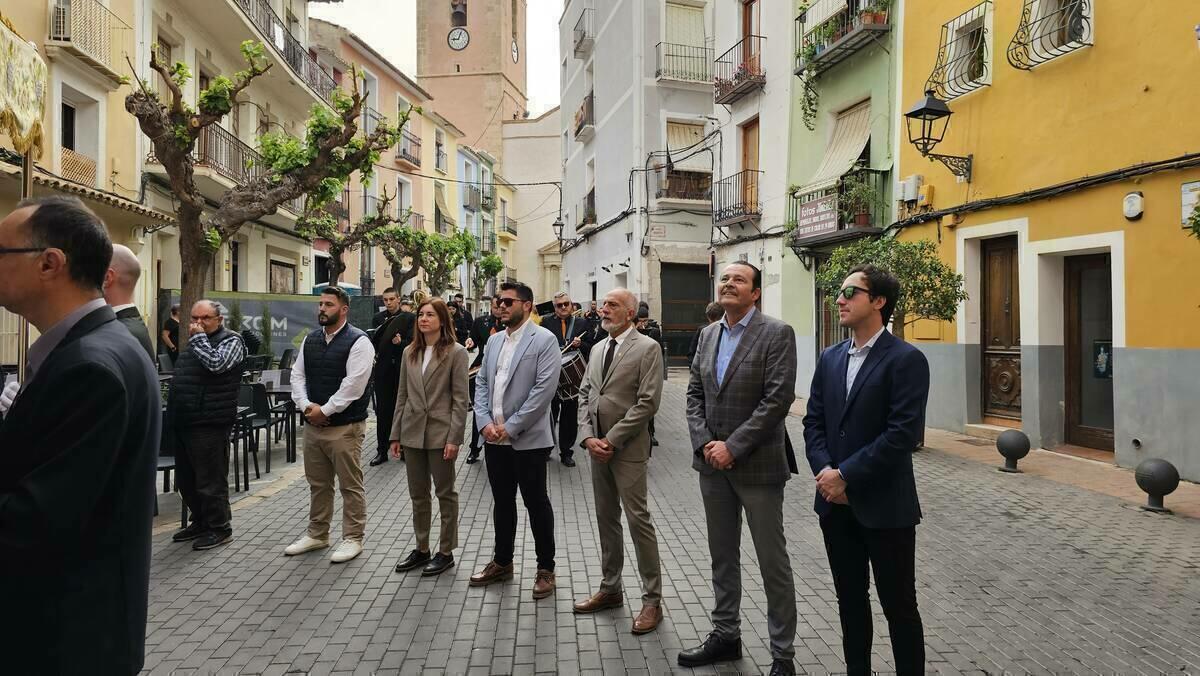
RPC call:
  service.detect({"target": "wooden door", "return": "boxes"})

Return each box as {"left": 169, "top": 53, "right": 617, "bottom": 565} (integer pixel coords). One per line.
{"left": 1065, "top": 254, "right": 1114, "bottom": 450}
{"left": 741, "top": 0, "right": 760, "bottom": 73}
{"left": 981, "top": 236, "right": 1021, "bottom": 419}
{"left": 741, "top": 120, "right": 759, "bottom": 207}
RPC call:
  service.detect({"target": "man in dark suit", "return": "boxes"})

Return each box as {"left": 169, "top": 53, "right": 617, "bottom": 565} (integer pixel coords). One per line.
{"left": 370, "top": 287, "right": 414, "bottom": 467}
{"left": 544, "top": 291, "right": 596, "bottom": 467}
{"left": 681, "top": 262, "right": 799, "bottom": 676}
{"left": 803, "top": 264, "right": 929, "bottom": 676}
{"left": 103, "top": 242, "right": 155, "bottom": 361}
{"left": 0, "top": 196, "right": 160, "bottom": 674}
{"left": 465, "top": 294, "right": 503, "bottom": 464}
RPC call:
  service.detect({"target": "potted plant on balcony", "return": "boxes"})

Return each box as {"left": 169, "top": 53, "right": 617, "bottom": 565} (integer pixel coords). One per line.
{"left": 839, "top": 173, "right": 880, "bottom": 227}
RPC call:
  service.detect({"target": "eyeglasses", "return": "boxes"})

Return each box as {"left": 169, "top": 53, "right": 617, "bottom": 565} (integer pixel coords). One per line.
{"left": 496, "top": 298, "right": 522, "bottom": 308}
{"left": 837, "top": 285, "right": 872, "bottom": 300}
{"left": 191, "top": 315, "right": 219, "bottom": 321}
{"left": 0, "top": 247, "right": 46, "bottom": 255}
{"left": 554, "top": 302, "right": 572, "bottom": 308}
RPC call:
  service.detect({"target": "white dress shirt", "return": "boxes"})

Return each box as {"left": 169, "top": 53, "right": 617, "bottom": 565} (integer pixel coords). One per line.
{"left": 490, "top": 317, "right": 532, "bottom": 445}
{"left": 845, "top": 326, "right": 887, "bottom": 398}
{"left": 291, "top": 321, "right": 376, "bottom": 417}
{"left": 110, "top": 303, "right": 137, "bottom": 314}
{"left": 602, "top": 323, "right": 636, "bottom": 362}
{"left": 422, "top": 345, "right": 434, "bottom": 374}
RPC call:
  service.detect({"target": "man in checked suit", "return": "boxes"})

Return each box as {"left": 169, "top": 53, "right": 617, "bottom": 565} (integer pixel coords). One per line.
{"left": 681, "top": 261, "right": 799, "bottom": 676}
{"left": 573, "top": 288, "right": 664, "bottom": 635}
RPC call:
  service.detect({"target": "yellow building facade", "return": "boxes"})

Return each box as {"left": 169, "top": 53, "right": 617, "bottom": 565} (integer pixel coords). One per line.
{"left": 896, "top": 0, "right": 1200, "bottom": 479}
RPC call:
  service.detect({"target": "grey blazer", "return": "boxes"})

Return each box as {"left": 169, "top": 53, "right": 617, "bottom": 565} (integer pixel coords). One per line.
{"left": 390, "top": 342, "right": 470, "bottom": 450}
{"left": 472, "top": 321, "right": 562, "bottom": 450}
{"left": 686, "top": 309, "right": 798, "bottom": 485}
{"left": 577, "top": 329, "right": 664, "bottom": 462}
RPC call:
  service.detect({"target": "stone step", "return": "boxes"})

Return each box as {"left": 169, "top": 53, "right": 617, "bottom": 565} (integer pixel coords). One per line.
{"left": 963, "top": 423, "right": 1012, "bottom": 442}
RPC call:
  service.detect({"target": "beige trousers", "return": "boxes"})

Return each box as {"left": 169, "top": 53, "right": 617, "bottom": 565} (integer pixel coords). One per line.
{"left": 303, "top": 421, "right": 367, "bottom": 541}
{"left": 591, "top": 455, "right": 663, "bottom": 605}
{"left": 403, "top": 448, "right": 460, "bottom": 554}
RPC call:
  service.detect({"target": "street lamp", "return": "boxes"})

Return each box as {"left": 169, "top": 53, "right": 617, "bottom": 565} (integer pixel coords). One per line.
{"left": 551, "top": 215, "right": 565, "bottom": 251}
{"left": 904, "top": 89, "right": 972, "bottom": 182}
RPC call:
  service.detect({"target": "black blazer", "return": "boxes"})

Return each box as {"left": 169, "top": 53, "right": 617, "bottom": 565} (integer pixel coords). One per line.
{"left": 0, "top": 306, "right": 161, "bottom": 674}
{"left": 544, "top": 315, "right": 596, "bottom": 360}
{"left": 372, "top": 311, "right": 415, "bottom": 391}
{"left": 802, "top": 330, "right": 929, "bottom": 529}
{"left": 469, "top": 313, "right": 501, "bottom": 368}
{"left": 115, "top": 305, "right": 156, "bottom": 362}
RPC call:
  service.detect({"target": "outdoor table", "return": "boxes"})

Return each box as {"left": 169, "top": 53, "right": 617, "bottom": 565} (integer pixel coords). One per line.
{"left": 266, "top": 388, "right": 297, "bottom": 463}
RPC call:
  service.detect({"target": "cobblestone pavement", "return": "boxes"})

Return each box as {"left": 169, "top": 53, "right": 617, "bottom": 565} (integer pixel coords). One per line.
{"left": 143, "top": 374, "right": 1200, "bottom": 675}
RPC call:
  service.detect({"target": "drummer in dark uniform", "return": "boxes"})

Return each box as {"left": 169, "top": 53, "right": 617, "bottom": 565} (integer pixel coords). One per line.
{"left": 544, "top": 291, "right": 596, "bottom": 467}
{"left": 464, "top": 294, "right": 503, "bottom": 465}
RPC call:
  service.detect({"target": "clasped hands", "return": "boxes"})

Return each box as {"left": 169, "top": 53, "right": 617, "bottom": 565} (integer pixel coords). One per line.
{"left": 303, "top": 403, "right": 329, "bottom": 427}
{"left": 815, "top": 467, "right": 849, "bottom": 505}
{"left": 481, "top": 422, "right": 509, "bottom": 444}
{"left": 703, "top": 440, "right": 735, "bottom": 470}
{"left": 584, "top": 437, "right": 614, "bottom": 463}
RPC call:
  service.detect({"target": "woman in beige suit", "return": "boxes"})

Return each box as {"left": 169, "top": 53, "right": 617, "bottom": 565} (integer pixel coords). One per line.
{"left": 389, "top": 298, "right": 469, "bottom": 576}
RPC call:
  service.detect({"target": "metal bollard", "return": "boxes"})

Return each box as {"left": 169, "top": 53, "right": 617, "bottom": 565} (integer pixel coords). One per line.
{"left": 1135, "top": 458, "right": 1180, "bottom": 514}
{"left": 996, "top": 429, "right": 1031, "bottom": 473}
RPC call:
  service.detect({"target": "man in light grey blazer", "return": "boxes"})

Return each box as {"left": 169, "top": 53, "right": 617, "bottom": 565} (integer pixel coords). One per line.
{"left": 574, "top": 288, "right": 664, "bottom": 635}
{"left": 681, "top": 262, "right": 799, "bottom": 676}
{"left": 470, "top": 281, "right": 563, "bottom": 600}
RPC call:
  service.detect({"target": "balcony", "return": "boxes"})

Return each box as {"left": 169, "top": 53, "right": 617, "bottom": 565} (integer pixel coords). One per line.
{"left": 794, "top": 0, "right": 892, "bottom": 78}
{"left": 713, "top": 170, "right": 763, "bottom": 227}
{"left": 407, "top": 211, "right": 425, "bottom": 231}
{"left": 714, "top": 36, "right": 766, "bottom": 105}
{"left": 577, "top": 189, "right": 597, "bottom": 231}
{"left": 45, "top": 0, "right": 132, "bottom": 88}
{"left": 573, "top": 8, "right": 595, "bottom": 59}
{"left": 788, "top": 168, "right": 889, "bottom": 246}
{"left": 477, "top": 231, "right": 497, "bottom": 253}
{"left": 500, "top": 217, "right": 518, "bottom": 240}
{"left": 146, "top": 124, "right": 303, "bottom": 222}
{"left": 656, "top": 170, "right": 712, "bottom": 204}
{"left": 435, "top": 146, "right": 449, "bottom": 172}
{"left": 1007, "top": 0, "right": 1092, "bottom": 70}
{"left": 396, "top": 129, "right": 422, "bottom": 167}
{"left": 361, "top": 106, "right": 384, "bottom": 139}
{"left": 231, "top": 0, "right": 337, "bottom": 105}
{"left": 574, "top": 92, "right": 595, "bottom": 142}
{"left": 481, "top": 187, "right": 495, "bottom": 212}
{"left": 656, "top": 42, "right": 713, "bottom": 84}
{"left": 363, "top": 194, "right": 396, "bottom": 220}
{"left": 463, "top": 185, "right": 482, "bottom": 212}
{"left": 502, "top": 267, "right": 519, "bottom": 283}
{"left": 60, "top": 147, "right": 98, "bottom": 187}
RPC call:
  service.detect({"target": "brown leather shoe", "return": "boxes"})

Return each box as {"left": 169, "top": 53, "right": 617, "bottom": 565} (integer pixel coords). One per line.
{"left": 573, "top": 590, "right": 624, "bottom": 614}
{"left": 632, "top": 604, "right": 662, "bottom": 635}
{"left": 531, "top": 569, "right": 556, "bottom": 599}
{"left": 468, "top": 561, "right": 514, "bottom": 587}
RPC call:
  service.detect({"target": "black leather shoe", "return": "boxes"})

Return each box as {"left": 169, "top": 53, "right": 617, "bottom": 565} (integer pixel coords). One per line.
{"left": 769, "top": 658, "right": 796, "bottom": 675}
{"left": 678, "top": 633, "right": 741, "bottom": 667}
{"left": 421, "top": 552, "right": 455, "bottom": 577}
{"left": 172, "top": 522, "right": 206, "bottom": 542}
{"left": 369, "top": 454, "right": 389, "bottom": 467}
{"left": 192, "top": 530, "right": 232, "bottom": 551}
{"left": 651, "top": 437, "right": 659, "bottom": 446}
{"left": 561, "top": 456, "right": 576, "bottom": 468}
{"left": 395, "top": 549, "right": 431, "bottom": 572}
{"left": 465, "top": 452, "right": 480, "bottom": 465}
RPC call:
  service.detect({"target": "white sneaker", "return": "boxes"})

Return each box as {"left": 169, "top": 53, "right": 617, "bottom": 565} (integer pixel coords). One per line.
{"left": 284, "top": 535, "right": 329, "bottom": 556}
{"left": 330, "top": 539, "right": 363, "bottom": 564}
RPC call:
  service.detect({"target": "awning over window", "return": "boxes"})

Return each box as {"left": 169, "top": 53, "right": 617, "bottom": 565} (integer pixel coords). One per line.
{"left": 434, "top": 183, "right": 456, "bottom": 227}
{"left": 666, "top": 121, "right": 710, "bottom": 173}
{"left": 795, "top": 101, "right": 872, "bottom": 196}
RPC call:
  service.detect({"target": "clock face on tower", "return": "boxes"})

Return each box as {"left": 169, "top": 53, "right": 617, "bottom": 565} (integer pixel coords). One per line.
{"left": 511, "top": 39, "right": 519, "bottom": 63}
{"left": 448, "top": 27, "right": 469, "bottom": 51}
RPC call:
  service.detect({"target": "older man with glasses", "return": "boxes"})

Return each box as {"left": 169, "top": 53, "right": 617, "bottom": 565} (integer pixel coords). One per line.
{"left": 544, "top": 291, "right": 596, "bottom": 467}
{"left": 166, "top": 300, "right": 247, "bottom": 551}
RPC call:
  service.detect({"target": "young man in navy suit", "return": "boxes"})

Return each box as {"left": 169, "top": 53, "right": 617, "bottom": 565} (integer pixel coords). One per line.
{"left": 803, "top": 264, "right": 929, "bottom": 676}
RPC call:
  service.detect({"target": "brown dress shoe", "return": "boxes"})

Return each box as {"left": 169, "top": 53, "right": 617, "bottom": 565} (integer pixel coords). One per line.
{"left": 468, "top": 561, "right": 514, "bottom": 587}
{"left": 632, "top": 604, "right": 662, "bottom": 635}
{"left": 532, "top": 569, "right": 556, "bottom": 599}
{"left": 573, "top": 590, "right": 624, "bottom": 614}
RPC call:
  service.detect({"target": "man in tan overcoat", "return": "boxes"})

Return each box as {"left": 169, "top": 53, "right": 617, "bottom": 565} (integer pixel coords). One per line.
{"left": 573, "top": 288, "right": 665, "bottom": 634}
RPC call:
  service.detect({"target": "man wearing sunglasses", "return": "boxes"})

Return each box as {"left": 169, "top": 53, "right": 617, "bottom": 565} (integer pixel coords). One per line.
{"left": 544, "top": 291, "right": 596, "bottom": 467}
{"left": 0, "top": 196, "right": 160, "bottom": 674}
{"left": 803, "top": 264, "right": 929, "bottom": 675}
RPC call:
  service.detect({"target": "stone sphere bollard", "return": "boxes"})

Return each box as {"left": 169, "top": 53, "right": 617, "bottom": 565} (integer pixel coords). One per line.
{"left": 996, "top": 429, "right": 1031, "bottom": 473}
{"left": 1135, "top": 458, "right": 1180, "bottom": 513}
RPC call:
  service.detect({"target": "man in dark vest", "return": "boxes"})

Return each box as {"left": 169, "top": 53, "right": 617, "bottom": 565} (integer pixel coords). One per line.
{"left": 545, "top": 291, "right": 596, "bottom": 467}
{"left": 286, "top": 286, "right": 375, "bottom": 564}
{"left": 102, "top": 243, "right": 155, "bottom": 361}
{"left": 465, "top": 294, "right": 502, "bottom": 464}
{"left": 168, "top": 299, "right": 247, "bottom": 551}
{"left": 369, "top": 287, "right": 414, "bottom": 466}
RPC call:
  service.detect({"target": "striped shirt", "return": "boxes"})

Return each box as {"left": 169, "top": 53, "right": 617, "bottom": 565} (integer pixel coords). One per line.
{"left": 187, "top": 331, "right": 246, "bottom": 374}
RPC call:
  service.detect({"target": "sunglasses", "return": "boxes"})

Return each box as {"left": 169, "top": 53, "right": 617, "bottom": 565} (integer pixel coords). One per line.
{"left": 554, "top": 302, "right": 572, "bottom": 308}
{"left": 837, "top": 285, "right": 872, "bottom": 300}
{"left": 496, "top": 297, "right": 524, "bottom": 308}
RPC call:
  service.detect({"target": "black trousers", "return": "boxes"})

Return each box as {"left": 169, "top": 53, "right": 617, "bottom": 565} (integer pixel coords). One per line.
{"left": 484, "top": 444, "right": 555, "bottom": 571}
{"left": 550, "top": 397, "right": 578, "bottom": 458}
{"left": 176, "top": 423, "right": 233, "bottom": 534}
{"left": 373, "top": 385, "right": 397, "bottom": 458}
{"left": 820, "top": 505, "right": 925, "bottom": 676}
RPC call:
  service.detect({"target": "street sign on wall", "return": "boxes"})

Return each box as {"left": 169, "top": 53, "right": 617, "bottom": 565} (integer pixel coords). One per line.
{"left": 794, "top": 194, "right": 839, "bottom": 238}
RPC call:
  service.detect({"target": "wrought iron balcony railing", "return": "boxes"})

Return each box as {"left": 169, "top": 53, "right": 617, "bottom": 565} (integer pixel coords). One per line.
{"left": 435, "top": 146, "right": 448, "bottom": 172}
{"left": 361, "top": 106, "right": 384, "bottom": 139}
{"left": 574, "top": 92, "right": 595, "bottom": 141}
{"left": 481, "top": 187, "right": 496, "bottom": 212}
{"left": 477, "top": 231, "right": 497, "bottom": 252}
{"left": 503, "top": 218, "right": 518, "bottom": 237}
{"left": 1007, "top": 0, "right": 1091, "bottom": 70}
{"left": 573, "top": 8, "right": 595, "bottom": 58}
{"left": 397, "top": 129, "right": 421, "bottom": 166}
{"left": 794, "top": 0, "right": 891, "bottom": 77}
{"left": 47, "top": 0, "right": 131, "bottom": 85}
{"left": 656, "top": 170, "right": 712, "bottom": 202}
{"left": 463, "top": 185, "right": 482, "bottom": 211}
{"left": 578, "top": 189, "right": 597, "bottom": 229}
{"left": 503, "top": 267, "right": 518, "bottom": 283}
{"left": 656, "top": 42, "right": 713, "bottom": 83}
{"left": 406, "top": 211, "right": 425, "bottom": 231}
{"left": 926, "top": 1, "right": 991, "bottom": 100}
{"left": 713, "top": 170, "right": 763, "bottom": 226}
{"left": 714, "top": 36, "right": 766, "bottom": 105}
{"left": 231, "top": 0, "right": 337, "bottom": 105}
{"left": 363, "top": 194, "right": 397, "bottom": 220}
{"left": 789, "top": 168, "right": 889, "bottom": 242}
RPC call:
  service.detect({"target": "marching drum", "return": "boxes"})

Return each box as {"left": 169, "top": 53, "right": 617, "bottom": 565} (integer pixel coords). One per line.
{"left": 556, "top": 351, "right": 587, "bottom": 400}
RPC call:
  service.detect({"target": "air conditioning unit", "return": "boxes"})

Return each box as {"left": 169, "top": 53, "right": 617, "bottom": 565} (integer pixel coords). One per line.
{"left": 898, "top": 174, "right": 923, "bottom": 203}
